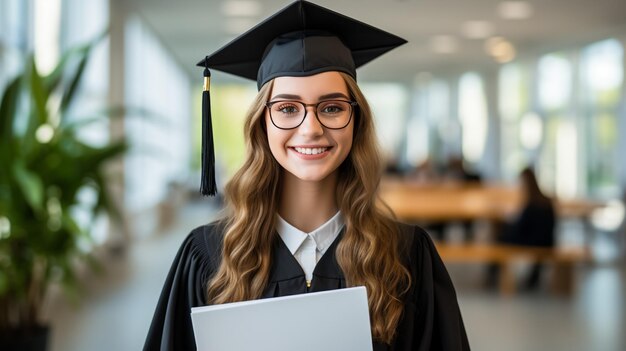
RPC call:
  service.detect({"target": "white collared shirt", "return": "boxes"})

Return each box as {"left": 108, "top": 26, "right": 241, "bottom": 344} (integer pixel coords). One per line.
{"left": 276, "top": 212, "right": 345, "bottom": 285}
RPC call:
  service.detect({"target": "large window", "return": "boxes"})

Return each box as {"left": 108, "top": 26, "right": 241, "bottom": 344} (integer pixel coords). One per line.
{"left": 534, "top": 42, "right": 624, "bottom": 200}
{"left": 0, "top": 0, "right": 29, "bottom": 86}
{"left": 580, "top": 39, "right": 623, "bottom": 198}
{"left": 537, "top": 52, "right": 576, "bottom": 198}
{"left": 459, "top": 72, "right": 488, "bottom": 164}
{"left": 498, "top": 63, "right": 533, "bottom": 181}
{"left": 429, "top": 79, "right": 454, "bottom": 165}
{"left": 405, "top": 76, "right": 454, "bottom": 170}
{"left": 361, "top": 83, "right": 408, "bottom": 162}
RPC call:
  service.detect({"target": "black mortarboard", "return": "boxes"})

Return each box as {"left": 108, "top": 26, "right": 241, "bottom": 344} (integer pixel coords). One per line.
{"left": 197, "top": 0, "right": 406, "bottom": 196}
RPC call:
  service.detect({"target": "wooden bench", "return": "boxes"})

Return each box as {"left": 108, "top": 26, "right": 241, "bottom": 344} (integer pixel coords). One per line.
{"left": 435, "top": 243, "right": 591, "bottom": 296}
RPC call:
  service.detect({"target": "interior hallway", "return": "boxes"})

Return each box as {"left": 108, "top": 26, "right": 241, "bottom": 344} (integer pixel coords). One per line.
{"left": 47, "top": 200, "right": 625, "bottom": 351}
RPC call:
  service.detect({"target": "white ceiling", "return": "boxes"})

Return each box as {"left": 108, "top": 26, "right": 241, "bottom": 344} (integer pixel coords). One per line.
{"left": 124, "top": 0, "right": 626, "bottom": 84}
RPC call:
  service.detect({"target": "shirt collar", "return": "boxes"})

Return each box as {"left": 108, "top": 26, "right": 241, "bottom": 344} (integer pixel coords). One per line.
{"left": 276, "top": 211, "right": 345, "bottom": 254}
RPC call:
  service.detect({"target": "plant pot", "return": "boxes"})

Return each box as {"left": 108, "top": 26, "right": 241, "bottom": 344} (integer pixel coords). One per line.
{"left": 0, "top": 325, "right": 50, "bottom": 351}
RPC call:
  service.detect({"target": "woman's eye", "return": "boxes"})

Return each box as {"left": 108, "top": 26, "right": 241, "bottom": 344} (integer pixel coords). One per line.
{"left": 276, "top": 104, "right": 300, "bottom": 114}
{"left": 321, "top": 105, "right": 344, "bottom": 114}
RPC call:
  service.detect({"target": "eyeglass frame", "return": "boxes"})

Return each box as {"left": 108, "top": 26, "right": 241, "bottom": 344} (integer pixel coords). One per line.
{"left": 265, "top": 99, "right": 358, "bottom": 130}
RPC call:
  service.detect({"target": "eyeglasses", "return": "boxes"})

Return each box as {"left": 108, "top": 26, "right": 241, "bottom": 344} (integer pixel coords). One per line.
{"left": 265, "top": 100, "right": 357, "bottom": 130}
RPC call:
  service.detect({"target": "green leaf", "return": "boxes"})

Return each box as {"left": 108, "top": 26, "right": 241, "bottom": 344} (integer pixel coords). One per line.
{"left": 28, "top": 56, "right": 48, "bottom": 127}
{"left": 59, "top": 105, "right": 170, "bottom": 131}
{"left": 60, "top": 54, "right": 88, "bottom": 112}
{"left": 0, "top": 269, "right": 8, "bottom": 295}
{"left": 45, "top": 30, "right": 108, "bottom": 95}
{"left": 61, "top": 212, "right": 83, "bottom": 237}
{"left": 92, "top": 141, "right": 128, "bottom": 163}
{"left": 92, "top": 171, "right": 123, "bottom": 223}
{"left": 43, "top": 44, "right": 90, "bottom": 93}
{"left": 12, "top": 162, "right": 44, "bottom": 212}
{"left": 68, "top": 141, "right": 127, "bottom": 173}
{"left": 0, "top": 75, "right": 23, "bottom": 144}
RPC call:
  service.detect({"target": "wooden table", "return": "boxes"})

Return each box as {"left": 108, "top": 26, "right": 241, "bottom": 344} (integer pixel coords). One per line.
{"left": 379, "top": 178, "right": 603, "bottom": 222}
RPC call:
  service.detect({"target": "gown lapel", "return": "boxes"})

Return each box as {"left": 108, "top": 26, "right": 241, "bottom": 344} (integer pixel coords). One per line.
{"left": 262, "top": 229, "right": 346, "bottom": 297}
{"left": 309, "top": 229, "right": 346, "bottom": 292}
{"left": 262, "top": 232, "right": 308, "bottom": 297}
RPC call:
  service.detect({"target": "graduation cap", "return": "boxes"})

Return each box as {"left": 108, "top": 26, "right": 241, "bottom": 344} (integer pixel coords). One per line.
{"left": 197, "top": 0, "right": 406, "bottom": 196}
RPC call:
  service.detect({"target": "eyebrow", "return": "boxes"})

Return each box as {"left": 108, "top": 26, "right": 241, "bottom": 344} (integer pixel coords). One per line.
{"left": 319, "top": 92, "right": 350, "bottom": 100}
{"left": 270, "top": 92, "right": 351, "bottom": 101}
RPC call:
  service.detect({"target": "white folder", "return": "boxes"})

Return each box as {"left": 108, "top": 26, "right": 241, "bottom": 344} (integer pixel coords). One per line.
{"left": 190, "top": 286, "right": 373, "bottom": 351}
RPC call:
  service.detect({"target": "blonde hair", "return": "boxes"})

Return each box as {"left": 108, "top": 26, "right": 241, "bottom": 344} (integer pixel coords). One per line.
{"left": 207, "top": 73, "right": 410, "bottom": 344}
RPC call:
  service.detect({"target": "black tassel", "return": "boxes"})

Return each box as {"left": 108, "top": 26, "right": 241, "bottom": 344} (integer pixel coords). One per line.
{"left": 200, "top": 59, "right": 217, "bottom": 196}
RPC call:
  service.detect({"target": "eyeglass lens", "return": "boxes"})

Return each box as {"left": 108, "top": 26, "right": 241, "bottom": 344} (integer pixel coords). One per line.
{"left": 268, "top": 100, "right": 354, "bottom": 129}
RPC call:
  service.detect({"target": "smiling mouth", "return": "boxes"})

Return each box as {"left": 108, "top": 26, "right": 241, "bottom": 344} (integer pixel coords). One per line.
{"left": 291, "top": 147, "right": 331, "bottom": 155}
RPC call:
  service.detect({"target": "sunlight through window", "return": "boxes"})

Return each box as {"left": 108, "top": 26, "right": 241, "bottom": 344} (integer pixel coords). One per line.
{"left": 538, "top": 54, "right": 572, "bottom": 111}
{"left": 34, "top": 0, "right": 61, "bottom": 75}
{"left": 459, "top": 72, "right": 488, "bottom": 163}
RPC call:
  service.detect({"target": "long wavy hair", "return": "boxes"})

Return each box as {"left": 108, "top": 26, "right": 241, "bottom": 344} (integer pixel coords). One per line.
{"left": 207, "top": 72, "right": 411, "bottom": 344}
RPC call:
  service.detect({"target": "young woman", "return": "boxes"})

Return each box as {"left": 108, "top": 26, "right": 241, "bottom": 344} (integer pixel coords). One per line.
{"left": 144, "top": 2, "right": 469, "bottom": 350}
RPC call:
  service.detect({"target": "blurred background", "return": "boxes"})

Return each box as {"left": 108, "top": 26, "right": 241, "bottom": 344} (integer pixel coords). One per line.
{"left": 1, "top": 0, "right": 625, "bottom": 350}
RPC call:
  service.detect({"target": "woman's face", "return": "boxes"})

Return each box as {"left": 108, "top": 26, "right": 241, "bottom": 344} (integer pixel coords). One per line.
{"left": 265, "top": 71, "right": 354, "bottom": 182}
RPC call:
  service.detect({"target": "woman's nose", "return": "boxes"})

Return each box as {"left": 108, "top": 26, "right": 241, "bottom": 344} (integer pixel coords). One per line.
{"left": 297, "top": 107, "right": 324, "bottom": 136}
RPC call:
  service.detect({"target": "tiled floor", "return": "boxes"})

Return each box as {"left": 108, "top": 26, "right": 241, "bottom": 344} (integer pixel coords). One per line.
{"left": 48, "top": 200, "right": 625, "bottom": 351}
{"left": 451, "top": 265, "right": 625, "bottom": 351}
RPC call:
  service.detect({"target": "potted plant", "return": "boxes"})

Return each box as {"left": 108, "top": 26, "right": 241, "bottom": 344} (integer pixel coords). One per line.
{"left": 0, "top": 36, "right": 127, "bottom": 350}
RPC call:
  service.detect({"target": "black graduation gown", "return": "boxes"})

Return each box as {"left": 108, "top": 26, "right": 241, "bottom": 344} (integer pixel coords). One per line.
{"left": 143, "top": 222, "right": 470, "bottom": 351}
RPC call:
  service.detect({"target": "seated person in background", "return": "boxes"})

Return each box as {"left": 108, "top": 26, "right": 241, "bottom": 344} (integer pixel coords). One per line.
{"left": 487, "top": 166, "right": 556, "bottom": 290}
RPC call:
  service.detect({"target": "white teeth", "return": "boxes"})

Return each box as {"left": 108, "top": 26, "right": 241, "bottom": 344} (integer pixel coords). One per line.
{"left": 294, "top": 147, "right": 328, "bottom": 155}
